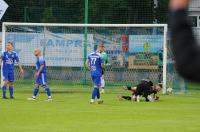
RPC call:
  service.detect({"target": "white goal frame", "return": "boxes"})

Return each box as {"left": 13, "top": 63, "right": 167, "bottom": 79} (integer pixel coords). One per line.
{"left": 2, "top": 22, "right": 168, "bottom": 94}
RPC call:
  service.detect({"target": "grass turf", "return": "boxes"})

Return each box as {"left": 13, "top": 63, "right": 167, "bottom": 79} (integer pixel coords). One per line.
{"left": 0, "top": 86, "right": 200, "bottom": 132}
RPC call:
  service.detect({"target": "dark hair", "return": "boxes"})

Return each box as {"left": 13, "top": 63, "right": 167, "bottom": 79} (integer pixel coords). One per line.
{"left": 98, "top": 42, "right": 104, "bottom": 47}
{"left": 7, "top": 42, "right": 14, "bottom": 46}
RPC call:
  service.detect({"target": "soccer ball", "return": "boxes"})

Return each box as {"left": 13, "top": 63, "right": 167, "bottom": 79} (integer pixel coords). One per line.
{"left": 166, "top": 87, "right": 173, "bottom": 94}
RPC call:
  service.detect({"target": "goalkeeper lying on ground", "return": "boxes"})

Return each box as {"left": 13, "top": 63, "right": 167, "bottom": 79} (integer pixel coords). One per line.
{"left": 118, "top": 79, "right": 162, "bottom": 102}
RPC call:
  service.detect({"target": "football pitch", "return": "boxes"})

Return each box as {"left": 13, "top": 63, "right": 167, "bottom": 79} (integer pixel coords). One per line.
{"left": 0, "top": 84, "right": 200, "bottom": 132}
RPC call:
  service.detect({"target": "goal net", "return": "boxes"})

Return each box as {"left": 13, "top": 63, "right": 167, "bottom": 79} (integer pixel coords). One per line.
{"left": 2, "top": 23, "right": 168, "bottom": 93}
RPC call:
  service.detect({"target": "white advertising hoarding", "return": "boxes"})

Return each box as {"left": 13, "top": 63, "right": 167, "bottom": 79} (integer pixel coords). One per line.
{"left": 6, "top": 33, "right": 94, "bottom": 67}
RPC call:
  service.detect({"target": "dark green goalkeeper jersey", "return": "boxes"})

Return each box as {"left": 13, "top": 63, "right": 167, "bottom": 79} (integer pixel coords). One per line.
{"left": 157, "top": 50, "right": 163, "bottom": 66}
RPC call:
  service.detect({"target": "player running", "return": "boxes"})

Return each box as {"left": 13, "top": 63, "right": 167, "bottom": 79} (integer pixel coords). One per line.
{"left": 86, "top": 43, "right": 104, "bottom": 104}
{"left": 100, "top": 48, "right": 108, "bottom": 94}
{"left": 0, "top": 42, "right": 24, "bottom": 99}
{"left": 27, "top": 49, "right": 52, "bottom": 101}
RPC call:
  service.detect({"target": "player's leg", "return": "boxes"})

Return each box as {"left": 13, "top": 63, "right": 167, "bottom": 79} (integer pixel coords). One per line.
{"left": 41, "top": 73, "right": 52, "bottom": 100}
{"left": 143, "top": 85, "right": 153, "bottom": 102}
{"left": 8, "top": 72, "right": 15, "bottom": 99}
{"left": 135, "top": 84, "right": 143, "bottom": 102}
{"left": 100, "top": 73, "right": 105, "bottom": 94}
{"left": 2, "top": 80, "right": 8, "bottom": 99}
{"left": 91, "top": 76, "right": 98, "bottom": 103}
{"left": 27, "top": 74, "right": 41, "bottom": 100}
{"left": 33, "top": 84, "right": 40, "bottom": 99}
{"left": 118, "top": 95, "right": 132, "bottom": 101}
{"left": 2, "top": 72, "right": 9, "bottom": 99}
{"left": 27, "top": 84, "right": 40, "bottom": 100}
{"left": 8, "top": 81, "right": 14, "bottom": 99}
{"left": 123, "top": 86, "right": 136, "bottom": 91}
{"left": 96, "top": 76, "right": 103, "bottom": 104}
{"left": 43, "top": 84, "right": 52, "bottom": 100}
{"left": 91, "top": 76, "right": 103, "bottom": 104}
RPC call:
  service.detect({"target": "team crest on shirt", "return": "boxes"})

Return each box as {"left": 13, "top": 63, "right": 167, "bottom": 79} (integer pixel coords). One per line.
{"left": 12, "top": 54, "right": 14, "bottom": 58}
{"left": 6, "top": 59, "right": 13, "bottom": 64}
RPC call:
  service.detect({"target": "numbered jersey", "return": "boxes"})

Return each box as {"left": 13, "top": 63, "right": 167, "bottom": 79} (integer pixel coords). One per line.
{"left": 1, "top": 51, "right": 19, "bottom": 72}
{"left": 87, "top": 51, "right": 103, "bottom": 77}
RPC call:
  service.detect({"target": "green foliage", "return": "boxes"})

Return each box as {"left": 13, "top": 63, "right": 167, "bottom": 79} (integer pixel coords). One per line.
{"left": 2, "top": 0, "right": 169, "bottom": 24}
{"left": 41, "top": 7, "right": 57, "bottom": 23}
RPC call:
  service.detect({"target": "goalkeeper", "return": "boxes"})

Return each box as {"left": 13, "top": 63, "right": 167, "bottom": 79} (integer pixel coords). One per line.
{"left": 100, "top": 46, "right": 108, "bottom": 94}
{"left": 118, "top": 79, "right": 162, "bottom": 102}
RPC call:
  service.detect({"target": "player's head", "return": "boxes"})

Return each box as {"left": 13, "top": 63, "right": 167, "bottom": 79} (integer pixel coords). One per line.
{"left": 97, "top": 42, "right": 104, "bottom": 53}
{"left": 154, "top": 83, "right": 162, "bottom": 92}
{"left": 6, "top": 42, "right": 14, "bottom": 52}
{"left": 34, "top": 49, "right": 41, "bottom": 57}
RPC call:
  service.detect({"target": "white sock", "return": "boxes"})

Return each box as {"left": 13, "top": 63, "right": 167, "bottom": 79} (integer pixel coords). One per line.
{"left": 132, "top": 95, "right": 136, "bottom": 101}
{"left": 101, "top": 76, "right": 105, "bottom": 87}
{"left": 147, "top": 95, "right": 153, "bottom": 102}
{"left": 136, "top": 95, "right": 140, "bottom": 102}
{"left": 91, "top": 99, "right": 94, "bottom": 103}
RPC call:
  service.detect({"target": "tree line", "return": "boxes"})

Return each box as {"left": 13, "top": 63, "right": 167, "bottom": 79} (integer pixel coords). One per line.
{"left": 2, "top": 0, "right": 169, "bottom": 24}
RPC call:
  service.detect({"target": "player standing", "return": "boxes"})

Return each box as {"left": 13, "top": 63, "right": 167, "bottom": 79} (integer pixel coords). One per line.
{"left": 0, "top": 42, "right": 24, "bottom": 99}
{"left": 27, "top": 49, "right": 52, "bottom": 101}
{"left": 100, "top": 49, "right": 108, "bottom": 94}
{"left": 86, "top": 43, "right": 104, "bottom": 104}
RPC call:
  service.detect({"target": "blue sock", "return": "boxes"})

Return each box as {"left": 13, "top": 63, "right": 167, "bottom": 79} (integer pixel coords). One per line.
{"left": 33, "top": 88, "right": 39, "bottom": 97}
{"left": 91, "top": 87, "right": 98, "bottom": 100}
{"left": 45, "top": 87, "right": 51, "bottom": 97}
{"left": 9, "top": 86, "right": 14, "bottom": 97}
{"left": 97, "top": 88, "right": 100, "bottom": 99}
{"left": 2, "top": 86, "right": 6, "bottom": 97}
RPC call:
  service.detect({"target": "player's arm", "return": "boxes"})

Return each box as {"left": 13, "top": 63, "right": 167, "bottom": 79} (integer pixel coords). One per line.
{"left": 152, "top": 91, "right": 159, "bottom": 100}
{"left": 35, "top": 64, "right": 44, "bottom": 77}
{"left": 170, "top": 0, "right": 200, "bottom": 81}
{"left": 0, "top": 53, "right": 4, "bottom": 67}
{"left": 35, "top": 58, "right": 45, "bottom": 77}
{"left": 153, "top": 93, "right": 156, "bottom": 99}
{"left": 101, "top": 56, "right": 105, "bottom": 69}
{"left": 18, "top": 62, "right": 24, "bottom": 74}
{"left": 15, "top": 54, "right": 24, "bottom": 74}
{"left": 154, "top": 94, "right": 160, "bottom": 100}
{"left": 0, "top": 59, "right": 2, "bottom": 67}
{"left": 86, "top": 57, "right": 90, "bottom": 70}
{"left": 104, "top": 53, "right": 108, "bottom": 64}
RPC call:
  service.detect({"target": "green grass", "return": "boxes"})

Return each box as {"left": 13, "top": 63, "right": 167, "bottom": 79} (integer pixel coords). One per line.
{"left": 1, "top": 85, "right": 200, "bottom": 132}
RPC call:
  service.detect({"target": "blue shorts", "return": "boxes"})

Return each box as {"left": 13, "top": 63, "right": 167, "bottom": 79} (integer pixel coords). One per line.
{"left": 35, "top": 73, "right": 47, "bottom": 85}
{"left": 3, "top": 71, "right": 14, "bottom": 81}
{"left": 92, "top": 75, "right": 101, "bottom": 87}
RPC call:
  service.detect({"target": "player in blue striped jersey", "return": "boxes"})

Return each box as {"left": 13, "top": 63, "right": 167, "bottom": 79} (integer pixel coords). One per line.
{"left": 27, "top": 49, "right": 52, "bottom": 101}
{"left": 86, "top": 43, "right": 104, "bottom": 104}
{"left": 0, "top": 42, "right": 24, "bottom": 99}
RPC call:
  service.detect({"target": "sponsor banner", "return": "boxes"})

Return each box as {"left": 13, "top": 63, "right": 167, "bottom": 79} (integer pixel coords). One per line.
{"left": 128, "top": 35, "right": 163, "bottom": 69}
{"left": 6, "top": 33, "right": 94, "bottom": 66}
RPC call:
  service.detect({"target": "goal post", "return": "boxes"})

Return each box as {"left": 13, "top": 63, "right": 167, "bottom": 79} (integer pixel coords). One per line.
{"left": 2, "top": 22, "right": 168, "bottom": 94}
